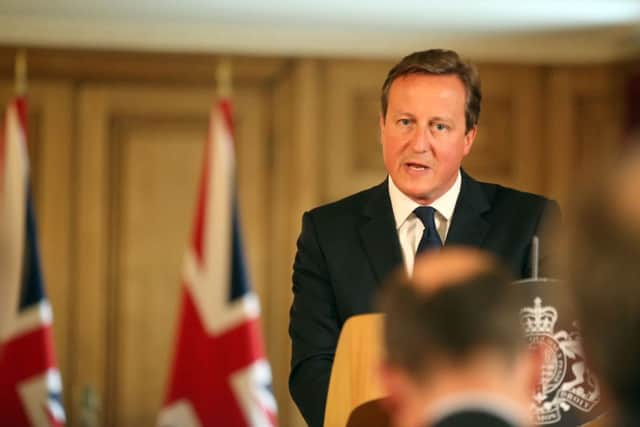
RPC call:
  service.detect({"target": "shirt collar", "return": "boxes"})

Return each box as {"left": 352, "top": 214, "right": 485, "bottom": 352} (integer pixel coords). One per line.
{"left": 388, "top": 170, "right": 461, "bottom": 230}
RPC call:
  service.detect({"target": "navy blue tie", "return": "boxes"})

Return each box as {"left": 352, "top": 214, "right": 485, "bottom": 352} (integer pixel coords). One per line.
{"left": 414, "top": 206, "right": 442, "bottom": 253}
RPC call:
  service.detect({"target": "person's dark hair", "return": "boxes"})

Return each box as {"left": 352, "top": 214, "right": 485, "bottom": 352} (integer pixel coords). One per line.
{"left": 380, "top": 49, "right": 481, "bottom": 133}
{"left": 377, "top": 260, "right": 523, "bottom": 378}
{"left": 568, "top": 150, "right": 640, "bottom": 410}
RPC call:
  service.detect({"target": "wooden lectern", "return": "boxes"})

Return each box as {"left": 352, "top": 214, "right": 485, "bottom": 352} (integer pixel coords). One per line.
{"left": 322, "top": 313, "right": 608, "bottom": 427}
{"left": 324, "top": 314, "right": 389, "bottom": 427}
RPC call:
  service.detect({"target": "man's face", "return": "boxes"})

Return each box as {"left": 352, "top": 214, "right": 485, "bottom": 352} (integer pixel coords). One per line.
{"left": 380, "top": 73, "right": 477, "bottom": 204}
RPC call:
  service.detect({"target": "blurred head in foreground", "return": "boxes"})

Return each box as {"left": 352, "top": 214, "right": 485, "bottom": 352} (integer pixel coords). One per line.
{"left": 568, "top": 148, "right": 640, "bottom": 422}
{"left": 378, "top": 247, "right": 537, "bottom": 427}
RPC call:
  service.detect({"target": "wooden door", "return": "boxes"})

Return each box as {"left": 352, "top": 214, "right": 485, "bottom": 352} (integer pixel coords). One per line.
{"left": 74, "top": 83, "right": 272, "bottom": 426}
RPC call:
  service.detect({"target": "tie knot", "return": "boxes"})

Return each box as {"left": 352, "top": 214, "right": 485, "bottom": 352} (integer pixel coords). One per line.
{"left": 413, "top": 206, "right": 437, "bottom": 227}
{"left": 413, "top": 206, "right": 442, "bottom": 252}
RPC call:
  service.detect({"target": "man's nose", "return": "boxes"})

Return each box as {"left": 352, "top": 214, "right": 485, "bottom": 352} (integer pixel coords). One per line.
{"left": 409, "top": 126, "right": 431, "bottom": 152}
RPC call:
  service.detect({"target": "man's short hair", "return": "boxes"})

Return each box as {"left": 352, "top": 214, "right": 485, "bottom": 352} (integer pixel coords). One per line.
{"left": 568, "top": 150, "right": 640, "bottom": 409}
{"left": 380, "top": 49, "right": 482, "bottom": 133}
{"left": 377, "top": 254, "right": 524, "bottom": 379}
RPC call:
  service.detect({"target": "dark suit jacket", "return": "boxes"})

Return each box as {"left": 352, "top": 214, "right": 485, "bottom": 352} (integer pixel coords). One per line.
{"left": 289, "top": 171, "right": 559, "bottom": 427}
{"left": 432, "top": 409, "right": 521, "bottom": 427}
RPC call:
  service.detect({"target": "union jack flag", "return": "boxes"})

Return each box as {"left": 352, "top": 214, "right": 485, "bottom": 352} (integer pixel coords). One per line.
{"left": 0, "top": 97, "right": 66, "bottom": 426}
{"left": 158, "top": 98, "right": 277, "bottom": 427}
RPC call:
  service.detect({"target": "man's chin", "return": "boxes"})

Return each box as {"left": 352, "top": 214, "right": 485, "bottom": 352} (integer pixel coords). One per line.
{"left": 400, "top": 187, "right": 437, "bottom": 205}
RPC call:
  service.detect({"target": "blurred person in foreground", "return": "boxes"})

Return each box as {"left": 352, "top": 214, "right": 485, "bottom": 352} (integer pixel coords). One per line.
{"left": 378, "top": 247, "right": 538, "bottom": 427}
{"left": 567, "top": 148, "right": 640, "bottom": 426}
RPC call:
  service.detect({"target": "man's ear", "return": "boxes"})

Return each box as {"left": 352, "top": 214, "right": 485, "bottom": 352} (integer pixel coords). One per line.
{"left": 379, "top": 360, "right": 395, "bottom": 398}
{"left": 462, "top": 125, "right": 478, "bottom": 156}
{"left": 379, "top": 360, "right": 406, "bottom": 414}
{"left": 379, "top": 112, "right": 386, "bottom": 144}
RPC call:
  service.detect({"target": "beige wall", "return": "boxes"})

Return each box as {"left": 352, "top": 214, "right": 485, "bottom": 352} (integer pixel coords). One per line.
{"left": 0, "top": 47, "right": 629, "bottom": 427}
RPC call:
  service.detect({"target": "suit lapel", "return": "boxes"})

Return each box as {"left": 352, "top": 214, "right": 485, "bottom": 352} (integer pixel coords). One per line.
{"left": 446, "top": 170, "right": 491, "bottom": 247}
{"left": 359, "top": 180, "right": 404, "bottom": 284}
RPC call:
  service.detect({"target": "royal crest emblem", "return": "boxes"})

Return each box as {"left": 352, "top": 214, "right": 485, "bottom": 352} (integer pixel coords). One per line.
{"left": 521, "top": 297, "right": 600, "bottom": 425}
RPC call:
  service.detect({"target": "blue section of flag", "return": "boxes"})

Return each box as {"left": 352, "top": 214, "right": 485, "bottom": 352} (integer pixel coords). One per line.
{"left": 230, "top": 198, "right": 250, "bottom": 302}
{"left": 19, "top": 187, "right": 45, "bottom": 311}
{"left": 264, "top": 382, "right": 274, "bottom": 395}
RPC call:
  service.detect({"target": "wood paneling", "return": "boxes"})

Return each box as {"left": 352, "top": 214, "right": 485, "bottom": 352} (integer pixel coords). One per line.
{"left": 465, "top": 65, "right": 544, "bottom": 194}
{"left": 0, "top": 47, "right": 285, "bottom": 84}
{"left": 113, "top": 117, "right": 206, "bottom": 426}
{"left": 324, "top": 60, "right": 394, "bottom": 203}
{"left": 547, "top": 66, "right": 625, "bottom": 210}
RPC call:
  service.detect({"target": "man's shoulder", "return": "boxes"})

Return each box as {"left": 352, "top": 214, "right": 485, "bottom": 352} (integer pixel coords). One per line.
{"left": 306, "top": 180, "right": 387, "bottom": 220}
{"left": 467, "top": 173, "right": 554, "bottom": 209}
{"left": 486, "top": 182, "right": 551, "bottom": 205}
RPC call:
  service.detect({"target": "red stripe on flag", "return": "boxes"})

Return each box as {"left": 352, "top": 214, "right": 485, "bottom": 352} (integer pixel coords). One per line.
{"left": 191, "top": 130, "right": 210, "bottom": 265}
{"left": 218, "top": 99, "right": 234, "bottom": 141}
{"left": 14, "top": 97, "right": 28, "bottom": 140}
{"left": 42, "top": 405, "right": 64, "bottom": 427}
{"left": 0, "top": 324, "right": 58, "bottom": 425}
{"left": 252, "top": 388, "right": 278, "bottom": 427}
{"left": 46, "top": 406, "right": 65, "bottom": 427}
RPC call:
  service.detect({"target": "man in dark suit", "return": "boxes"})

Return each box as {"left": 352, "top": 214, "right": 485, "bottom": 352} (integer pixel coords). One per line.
{"left": 289, "top": 49, "right": 558, "bottom": 427}
{"left": 378, "top": 248, "right": 536, "bottom": 427}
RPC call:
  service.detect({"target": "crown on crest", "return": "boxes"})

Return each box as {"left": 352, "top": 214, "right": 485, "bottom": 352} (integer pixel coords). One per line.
{"left": 520, "top": 297, "right": 558, "bottom": 335}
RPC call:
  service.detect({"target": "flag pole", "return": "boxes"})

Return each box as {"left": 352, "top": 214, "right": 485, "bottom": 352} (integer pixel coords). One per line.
{"left": 216, "top": 58, "right": 232, "bottom": 99}
{"left": 14, "top": 49, "right": 27, "bottom": 96}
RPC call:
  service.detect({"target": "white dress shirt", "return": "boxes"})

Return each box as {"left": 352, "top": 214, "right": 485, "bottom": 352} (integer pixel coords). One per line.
{"left": 388, "top": 171, "right": 461, "bottom": 276}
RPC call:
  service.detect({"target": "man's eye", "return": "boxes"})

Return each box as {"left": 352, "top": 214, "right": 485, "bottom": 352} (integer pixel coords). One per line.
{"left": 434, "top": 123, "right": 448, "bottom": 131}
{"left": 398, "top": 119, "right": 411, "bottom": 126}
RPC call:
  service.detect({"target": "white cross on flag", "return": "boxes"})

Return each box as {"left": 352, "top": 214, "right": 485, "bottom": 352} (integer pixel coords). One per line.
{"left": 158, "top": 98, "right": 277, "bottom": 427}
